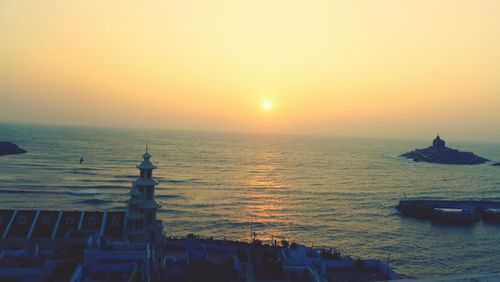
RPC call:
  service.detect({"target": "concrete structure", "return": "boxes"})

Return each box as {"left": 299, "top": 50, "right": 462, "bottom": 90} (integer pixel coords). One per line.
{"left": 125, "top": 150, "right": 163, "bottom": 245}
{"left": 0, "top": 210, "right": 126, "bottom": 242}
{"left": 279, "top": 244, "right": 325, "bottom": 281}
{"left": 70, "top": 263, "right": 138, "bottom": 282}
{"left": 71, "top": 239, "right": 151, "bottom": 282}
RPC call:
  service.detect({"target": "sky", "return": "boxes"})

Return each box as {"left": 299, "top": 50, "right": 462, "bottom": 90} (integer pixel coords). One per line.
{"left": 1, "top": 0, "right": 499, "bottom": 140}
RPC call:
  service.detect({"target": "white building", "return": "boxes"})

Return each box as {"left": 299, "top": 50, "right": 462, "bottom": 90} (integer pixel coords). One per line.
{"left": 125, "top": 151, "right": 163, "bottom": 246}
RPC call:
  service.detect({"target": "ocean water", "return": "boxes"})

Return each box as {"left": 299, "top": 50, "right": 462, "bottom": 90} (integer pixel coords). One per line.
{"left": 1, "top": 123, "right": 500, "bottom": 278}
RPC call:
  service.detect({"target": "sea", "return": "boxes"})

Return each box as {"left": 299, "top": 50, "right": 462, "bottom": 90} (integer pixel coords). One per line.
{"left": 1, "top": 123, "right": 500, "bottom": 279}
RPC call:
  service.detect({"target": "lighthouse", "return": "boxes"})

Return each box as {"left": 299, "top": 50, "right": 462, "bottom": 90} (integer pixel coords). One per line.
{"left": 125, "top": 150, "right": 163, "bottom": 245}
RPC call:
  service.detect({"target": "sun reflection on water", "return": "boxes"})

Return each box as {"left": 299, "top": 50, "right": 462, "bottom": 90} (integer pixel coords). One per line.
{"left": 237, "top": 147, "right": 294, "bottom": 242}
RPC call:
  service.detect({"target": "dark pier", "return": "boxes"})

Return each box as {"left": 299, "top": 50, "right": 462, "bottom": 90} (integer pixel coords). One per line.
{"left": 396, "top": 199, "right": 500, "bottom": 222}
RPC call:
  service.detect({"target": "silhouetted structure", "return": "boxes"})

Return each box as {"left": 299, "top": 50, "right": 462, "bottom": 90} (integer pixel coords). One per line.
{"left": 125, "top": 151, "right": 163, "bottom": 245}
{"left": 0, "top": 141, "right": 26, "bottom": 156}
{"left": 432, "top": 135, "right": 445, "bottom": 150}
{"left": 400, "top": 135, "right": 489, "bottom": 165}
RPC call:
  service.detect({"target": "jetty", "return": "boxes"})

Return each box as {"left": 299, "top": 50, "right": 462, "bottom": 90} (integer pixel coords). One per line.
{"left": 396, "top": 198, "right": 500, "bottom": 222}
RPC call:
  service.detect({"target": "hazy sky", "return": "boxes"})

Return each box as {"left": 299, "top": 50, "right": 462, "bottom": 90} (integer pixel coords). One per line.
{"left": 1, "top": 1, "right": 499, "bottom": 140}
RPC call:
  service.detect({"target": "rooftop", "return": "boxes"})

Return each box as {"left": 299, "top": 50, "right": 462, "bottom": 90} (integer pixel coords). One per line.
{"left": 75, "top": 263, "right": 137, "bottom": 282}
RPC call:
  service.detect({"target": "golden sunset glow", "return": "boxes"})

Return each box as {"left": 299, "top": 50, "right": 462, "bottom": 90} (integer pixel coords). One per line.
{"left": 1, "top": 1, "right": 500, "bottom": 139}
{"left": 262, "top": 100, "right": 273, "bottom": 111}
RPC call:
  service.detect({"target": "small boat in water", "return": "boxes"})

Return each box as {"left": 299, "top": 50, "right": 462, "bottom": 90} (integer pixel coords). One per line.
{"left": 482, "top": 208, "right": 500, "bottom": 223}
{"left": 431, "top": 207, "right": 479, "bottom": 224}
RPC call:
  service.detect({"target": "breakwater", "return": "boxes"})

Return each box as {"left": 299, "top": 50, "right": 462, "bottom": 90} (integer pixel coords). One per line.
{"left": 396, "top": 199, "right": 500, "bottom": 219}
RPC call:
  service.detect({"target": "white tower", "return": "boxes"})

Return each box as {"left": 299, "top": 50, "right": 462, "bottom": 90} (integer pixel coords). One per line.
{"left": 125, "top": 150, "right": 163, "bottom": 245}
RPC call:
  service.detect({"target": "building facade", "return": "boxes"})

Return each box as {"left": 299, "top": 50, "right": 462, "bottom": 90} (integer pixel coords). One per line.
{"left": 125, "top": 151, "right": 163, "bottom": 245}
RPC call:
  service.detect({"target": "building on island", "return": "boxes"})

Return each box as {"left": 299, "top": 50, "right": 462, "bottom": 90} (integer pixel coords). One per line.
{"left": 400, "top": 135, "right": 489, "bottom": 164}
{"left": 432, "top": 135, "right": 445, "bottom": 150}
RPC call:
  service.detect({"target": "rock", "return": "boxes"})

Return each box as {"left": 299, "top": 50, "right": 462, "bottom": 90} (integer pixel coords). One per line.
{"left": 400, "top": 135, "right": 489, "bottom": 165}
{"left": 492, "top": 162, "right": 500, "bottom": 166}
{"left": 0, "top": 141, "right": 26, "bottom": 156}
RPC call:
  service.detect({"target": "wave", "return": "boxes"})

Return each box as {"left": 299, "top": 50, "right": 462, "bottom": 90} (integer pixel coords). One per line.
{"left": 186, "top": 203, "right": 216, "bottom": 209}
{"left": 71, "top": 170, "right": 97, "bottom": 175}
{"left": 160, "top": 179, "right": 193, "bottom": 184}
{"left": 72, "top": 171, "right": 97, "bottom": 175}
{"left": 63, "top": 185, "right": 129, "bottom": 190}
{"left": 74, "top": 199, "right": 113, "bottom": 205}
{"left": 112, "top": 176, "right": 194, "bottom": 184}
{"left": 63, "top": 175, "right": 195, "bottom": 184}
{"left": 99, "top": 179, "right": 130, "bottom": 183}
{"left": 114, "top": 174, "right": 137, "bottom": 179}
{"left": 63, "top": 178, "right": 130, "bottom": 183}
{"left": 156, "top": 194, "right": 181, "bottom": 199}
{"left": 67, "top": 190, "right": 100, "bottom": 196}
{"left": 71, "top": 167, "right": 99, "bottom": 171}
{"left": 0, "top": 189, "right": 61, "bottom": 195}
{"left": 0, "top": 188, "right": 117, "bottom": 197}
{"left": 0, "top": 187, "right": 124, "bottom": 198}
{"left": 157, "top": 208, "right": 183, "bottom": 214}
{"left": 69, "top": 167, "right": 100, "bottom": 174}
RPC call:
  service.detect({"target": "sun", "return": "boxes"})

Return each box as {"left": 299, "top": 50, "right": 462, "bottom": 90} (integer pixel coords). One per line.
{"left": 262, "top": 99, "right": 273, "bottom": 111}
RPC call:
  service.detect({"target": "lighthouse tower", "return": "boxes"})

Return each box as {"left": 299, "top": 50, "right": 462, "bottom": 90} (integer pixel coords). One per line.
{"left": 125, "top": 150, "right": 163, "bottom": 245}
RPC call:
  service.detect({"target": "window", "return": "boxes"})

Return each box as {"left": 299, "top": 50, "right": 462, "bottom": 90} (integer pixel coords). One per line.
{"left": 66, "top": 217, "right": 74, "bottom": 225}
{"left": 147, "top": 211, "right": 153, "bottom": 223}
{"left": 0, "top": 216, "right": 3, "bottom": 224}
{"left": 88, "top": 217, "right": 96, "bottom": 226}
{"left": 147, "top": 170, "right": 152, "bottom": 178}
{"left": 111, "top": 217, "right": 119, "bottom": 226}
{"left": 19, "top": 216, "right": 26, "bottom": 224}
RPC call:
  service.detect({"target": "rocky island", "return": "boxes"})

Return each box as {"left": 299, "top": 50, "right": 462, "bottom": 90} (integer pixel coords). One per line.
{"left": 400, "top": 135, "right": 489, "bottom": 165}
{"left": 0, "top": 141, "right": 26, "bottom": 156}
